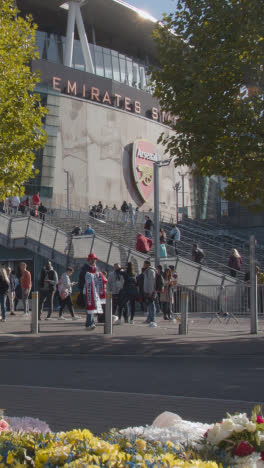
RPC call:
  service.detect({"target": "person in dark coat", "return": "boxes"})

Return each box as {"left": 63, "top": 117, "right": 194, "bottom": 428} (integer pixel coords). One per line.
{"left": 228, "top": 248, "right": 242, "bottom": 277}
{"left": 6, "top": 267, "right": 16, "bottom": 315}
{"left": 38, "top": 261, "right": 58, "bottom": 320}
{"left": 0, "top": 267, "right": 10, "bottom": 322}
{"left": 119, "top": 262, "right": 139, "bottom": 324}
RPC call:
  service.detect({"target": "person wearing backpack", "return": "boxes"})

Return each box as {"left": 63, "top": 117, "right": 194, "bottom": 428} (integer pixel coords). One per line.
{"left": 58, "top": 266, "right": 78, "bottom": 320}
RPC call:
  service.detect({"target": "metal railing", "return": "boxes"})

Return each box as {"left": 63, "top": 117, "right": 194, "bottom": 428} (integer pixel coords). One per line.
{"left": 176, "top": 284, "right": 264, "bottom": 317}
{"left": 0, "top": 212, "right": 240, "bottom": 291}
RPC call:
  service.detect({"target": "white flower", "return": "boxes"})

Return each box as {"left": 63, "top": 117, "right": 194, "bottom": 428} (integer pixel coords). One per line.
{"left": 207, "top": 423, "right": 232, "bottom": 445}
{"left": 230, "top": 413, "right": 250, "bottom": 427}
{"left": 246, "top": 421, "right": 257, "bottom": 432}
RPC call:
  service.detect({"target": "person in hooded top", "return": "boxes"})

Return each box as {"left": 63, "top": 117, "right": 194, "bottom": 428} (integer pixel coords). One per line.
{"left": 136, "top": 233, "right": 152, "bottom": 254}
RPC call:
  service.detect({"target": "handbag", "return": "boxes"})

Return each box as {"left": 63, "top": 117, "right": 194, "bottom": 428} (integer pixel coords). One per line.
{"left": 60, "top": 289, "right": 69, "bottom": 300}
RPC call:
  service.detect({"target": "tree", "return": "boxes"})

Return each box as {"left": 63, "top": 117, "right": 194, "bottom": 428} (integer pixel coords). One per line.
{"left": 151, "top": 0, "right": 264, "bottom": 208}
{"left": 0, "top": 0, "right": 47, "bottom": 199}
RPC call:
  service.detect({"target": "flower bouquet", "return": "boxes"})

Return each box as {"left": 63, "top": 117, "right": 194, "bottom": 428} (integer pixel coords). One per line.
{"left": 203, "top": 405, "right": 264, "bottom": 467}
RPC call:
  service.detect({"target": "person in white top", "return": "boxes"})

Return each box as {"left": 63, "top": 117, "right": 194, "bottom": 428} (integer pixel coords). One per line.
{"left": 11, "top": 196, "right": 20, "bottom": 216}
{"left": 58, "top": 267, "right": 79, "bottom": 320}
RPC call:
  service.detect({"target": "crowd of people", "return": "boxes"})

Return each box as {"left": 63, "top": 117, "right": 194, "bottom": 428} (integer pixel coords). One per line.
{"left": 0, "top": 256, "right": 180, "bottom": 328}
{"left": 0, "top": 193, "right": 48, "bottom": 220}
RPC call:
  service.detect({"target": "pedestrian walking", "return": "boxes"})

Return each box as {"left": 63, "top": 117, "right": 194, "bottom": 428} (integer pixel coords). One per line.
{"left": 38, "top": 260, "right": 58, "bottom": 320}
{"left": 160, "top": 228, "right": 167, "bottom": 258}
{"left": 6, "top": 267, "right": 16, "bottom": 316}
{"left": 38, "top": 202, "right": 47, "bottom": 221}
{"left": 20, "top": 262, "right": 32, "bottom": 315}
{"left": 160, "top": 268, "right": 174, "bottom": 320}
{"left": 228, "top": 248, "right": 242, "bottom": 277}
{"left": 97, "top": 270, "right": 108, "bottom": 323}
{"left": 137, "top": 267, "right": 146, "bottom": 314}
{"left": 136, "top": 232, "right": 152, "bottom": 254}
{"left": 58, "top": 267, "right": 79, "bottom": 320}
{"left": 11, "top": 195, "right": 20, "bottom": 216}
{"left": 192, "top": 243, "right": 205, "bottom": 264}
{"left": 32, "top": 192, "right": 40, "bottom": 211}
{"left": 169, "top": 265, "right": 179, "bottom": 313}
{"left": 83, "top": 253, "right": 105, "bottom": 330}
{"left": 143, "top": 260, "right": 157, "bottom": 326}
{"left": 144, "top": 216, "right": 153, "bottom": 239}
{"left": 169, "top": 224, "right": 181, "bottom": 255}
{"left": 155, "top": 265, "right": 164, "bottom": 315}
{"left": 107, "top": 263, "right": 124, "bottom": 322}
{"left": 0, "top": 267, "right": 9, "bottom": 322}
{"left": 119, "top": 262, "right": 139, "bottom": 324}
{"left": 121, "top": 201, "right": 129, "bottom": 223}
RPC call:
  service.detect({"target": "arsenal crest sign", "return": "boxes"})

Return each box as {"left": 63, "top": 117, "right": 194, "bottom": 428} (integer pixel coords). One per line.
{"left": 132, "top": 140, "right": 158, "bottom": 202}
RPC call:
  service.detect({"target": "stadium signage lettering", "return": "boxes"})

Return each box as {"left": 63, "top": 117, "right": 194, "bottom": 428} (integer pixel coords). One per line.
{"left": 52, "top": 76, "right": 176, "bottom": 124}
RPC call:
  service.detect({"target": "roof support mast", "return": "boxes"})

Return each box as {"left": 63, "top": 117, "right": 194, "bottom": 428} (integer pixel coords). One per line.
{"left": 64, "top": 0, "right": 94, "bottom": 74}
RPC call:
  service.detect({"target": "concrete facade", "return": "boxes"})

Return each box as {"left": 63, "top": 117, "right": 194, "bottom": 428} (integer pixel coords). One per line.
{"left": 50, "top": 94, "right": 192, "bottom": 212}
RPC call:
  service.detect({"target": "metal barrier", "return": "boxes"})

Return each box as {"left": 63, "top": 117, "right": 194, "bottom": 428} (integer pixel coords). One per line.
{"left": 176, "top": 284, "right": 264, "bottom": 319}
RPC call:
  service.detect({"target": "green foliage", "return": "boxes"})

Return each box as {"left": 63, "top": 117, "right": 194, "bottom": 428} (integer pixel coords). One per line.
{"left": 151, "top": 0, "right": 264, "bottom": 208}
{"left": 0, "top": 0, "right": 47, "bottom": 199}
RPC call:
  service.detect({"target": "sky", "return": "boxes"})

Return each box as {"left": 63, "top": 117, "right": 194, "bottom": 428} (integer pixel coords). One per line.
{"left": 127, "top": 0, "right": 177, "bottom": 20}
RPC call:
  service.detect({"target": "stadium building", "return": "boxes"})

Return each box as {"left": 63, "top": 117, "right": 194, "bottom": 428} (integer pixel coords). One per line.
{"left": 16, "top": 0, "right": 198, "bottom": 217}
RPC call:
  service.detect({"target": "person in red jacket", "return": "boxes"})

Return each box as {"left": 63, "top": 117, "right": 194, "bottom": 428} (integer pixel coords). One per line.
{"left": 136, "top": 233, "right": 152, "bottom": 254}
{"left": 32, "top": 192, "right": 40, "bottom": 210}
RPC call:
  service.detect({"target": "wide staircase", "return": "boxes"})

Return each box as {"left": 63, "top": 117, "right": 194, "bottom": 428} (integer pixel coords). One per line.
{"left": 0, "top": 210, "right": 240, "bottom": 291}
{"left": 160, "top": 214, "right": 264, "bottom": 281}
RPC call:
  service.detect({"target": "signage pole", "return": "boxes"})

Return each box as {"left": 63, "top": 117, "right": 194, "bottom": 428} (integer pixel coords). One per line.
{"left": 154, "top": 162, "right": 160, "bottom": 267}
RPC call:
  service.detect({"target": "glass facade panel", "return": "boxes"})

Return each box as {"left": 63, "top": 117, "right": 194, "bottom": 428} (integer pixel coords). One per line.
{"left": 94, "top": 45, "right": 104, "bottom": 77}
{"left": 112, "top": 54, "right": 120, "bottom": 82}
{"left": 119, "top": 55, "right": 126, "bottom": 84}
{"left": 103, "top": 51, "right": 113, "bottom": 79}
{"left": 73, "top": 40, "right": 85, "bottom": 71}
{"left": 35, "top": 31, "right": 152, "bottom": 93}
{"left": 126, "top": 57, "right": 133, "bottom": 87}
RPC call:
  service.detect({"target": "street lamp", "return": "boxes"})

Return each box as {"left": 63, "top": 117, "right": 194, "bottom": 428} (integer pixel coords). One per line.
{"left": 178, "top": 170, "right": 189, "bottom": 217}
{"left": 173, "top": 182, "right": 181, "bottom": 224}
{"left": 154, "top": 159, "right": 171, "bottom": 267}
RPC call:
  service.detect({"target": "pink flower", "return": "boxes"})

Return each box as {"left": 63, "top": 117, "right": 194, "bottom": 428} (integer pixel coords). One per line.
{"left": 257, "top": 415, "right": 264, "bottom": 424}
{"left": 0, "top": 419, "right": 9, "bottom": 431}
{"left": 234, "top": 441, "right": 255, "bottom": 457}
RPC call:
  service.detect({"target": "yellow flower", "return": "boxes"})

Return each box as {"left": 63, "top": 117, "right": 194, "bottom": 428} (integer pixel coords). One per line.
{"left": 135, "top": 438, "right": 147, "bottom": 451}
{"left": 6, "top": 453, "right": 14, "bottom": 464}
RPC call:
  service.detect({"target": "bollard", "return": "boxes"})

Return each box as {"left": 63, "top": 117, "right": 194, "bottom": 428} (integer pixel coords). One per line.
{"left": 104, "top": 292, "right": 112, "bottom": 335}
{"left": 31, "top": 291, "right": 39, "bottom": 334}
{"left": 179, "top": 292, "right": 188, "bottom": 335}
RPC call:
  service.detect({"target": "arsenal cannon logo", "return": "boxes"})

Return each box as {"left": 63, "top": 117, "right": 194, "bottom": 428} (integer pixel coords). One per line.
{"left": 132, "top": 140, "right": 158, "bottom": 202}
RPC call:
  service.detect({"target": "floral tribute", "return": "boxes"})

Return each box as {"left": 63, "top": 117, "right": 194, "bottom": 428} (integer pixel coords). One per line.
{"left": 202, "top": 405, "right": 264, "bottom": 466}
{"left": 1, "top": 407, "right": 264, "bottom": 467}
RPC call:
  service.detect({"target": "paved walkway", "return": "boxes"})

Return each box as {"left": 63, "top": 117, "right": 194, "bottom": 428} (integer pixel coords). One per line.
{"left": 1, "top": 311, "right": 264, "bottom": 434}
{"left": 0, "top": 310, "right": 263, "bottom": 356}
